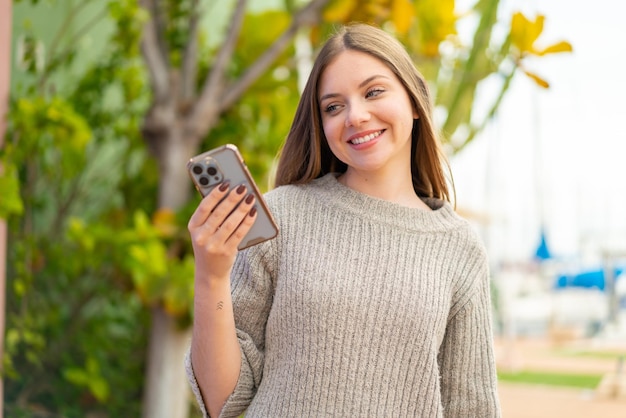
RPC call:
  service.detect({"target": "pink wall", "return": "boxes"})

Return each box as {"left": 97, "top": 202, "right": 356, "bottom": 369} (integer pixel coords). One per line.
{"left": 0, "top": 1, "right": 12, "bottom": 417}
{"left": 0, "top": 0, "right": 10, "bottom": 141}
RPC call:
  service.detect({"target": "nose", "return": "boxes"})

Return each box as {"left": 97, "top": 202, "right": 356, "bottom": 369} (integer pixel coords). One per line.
{"left": 345, "top": 101, "right": 370, "bottom": 127}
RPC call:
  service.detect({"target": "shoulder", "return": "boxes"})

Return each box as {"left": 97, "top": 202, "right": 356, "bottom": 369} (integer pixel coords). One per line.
{"left": 438, "top": 212, "right": 490, "bottom": 313}
{"left": 263, "top": 175, "right": 334, "bottom": 215}
{"left": 439, "top": 208, "right": 489, "bottom": 272}
{"left": 264, "top": 181, "right": 311, "bottom": 205}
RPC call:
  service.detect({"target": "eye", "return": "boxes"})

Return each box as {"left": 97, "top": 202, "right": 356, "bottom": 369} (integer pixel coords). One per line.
{"left": 323, "top": 103, "right": 341, "bottom": 114}
{"left": 366, "top": 88, "right": 385, "bottom": 98}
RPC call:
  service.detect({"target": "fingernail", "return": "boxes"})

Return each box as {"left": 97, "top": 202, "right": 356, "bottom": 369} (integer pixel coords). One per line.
{"left": 236, "top": 184, "right": 246, "bottom": 194}
{"left": 249, "top": 207, "right": 257, "bottom": 217}
{"left": 245, "top": 194, "right": 255, "bottom": 204}
{"left": 219, "top": 182, "right": 230, "bottom": 192}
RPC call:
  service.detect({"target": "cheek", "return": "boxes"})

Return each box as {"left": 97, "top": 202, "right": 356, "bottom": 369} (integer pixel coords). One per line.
{"left": 393, "top": 106, "right": 417, "bottom": 136}
{"left": 405, "top": 114, "right": 415, "bottom": 134}
{"left": 322, "top": 122, "right": 345, "bottom": 160}
{"left": 322, "top": 118, "right": 341, "bottom": 144}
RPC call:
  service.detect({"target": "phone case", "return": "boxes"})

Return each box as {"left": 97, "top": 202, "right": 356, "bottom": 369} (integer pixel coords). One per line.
{"left": 187, "top": 144, "right": 279, "bottom": 250}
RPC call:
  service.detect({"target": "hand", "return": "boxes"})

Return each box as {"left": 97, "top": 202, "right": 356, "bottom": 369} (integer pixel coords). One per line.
{"left": 188, "top": 182, "right": 258, "bottom": 282}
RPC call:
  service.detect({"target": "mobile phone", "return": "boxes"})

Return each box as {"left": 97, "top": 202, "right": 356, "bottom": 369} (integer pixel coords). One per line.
{"left": 187, "top": 144, "right": 278, "bottom": 250}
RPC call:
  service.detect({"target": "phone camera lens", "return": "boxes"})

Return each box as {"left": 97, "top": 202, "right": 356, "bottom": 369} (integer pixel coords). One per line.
{"left": 199, "top": 176, "right": 209, "bottom": 186}
{"left": 192, "top": 165, "right": 203, "bottom": 175}
{"left": 207, "top": 166, "right": 218, "bottom": 176}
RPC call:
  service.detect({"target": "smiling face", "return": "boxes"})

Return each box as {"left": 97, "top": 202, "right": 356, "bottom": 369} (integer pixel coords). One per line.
{"left": 318, "top": 50, "right": 418, "bottom": 181}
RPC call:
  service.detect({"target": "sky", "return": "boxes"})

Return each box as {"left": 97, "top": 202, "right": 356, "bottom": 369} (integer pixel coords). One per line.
{"left": 450, "top": 0, "right": 626, "bottom": 267}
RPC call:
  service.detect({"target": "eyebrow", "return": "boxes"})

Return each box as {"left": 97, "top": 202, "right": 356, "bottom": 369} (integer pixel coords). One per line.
{"left": 319, "top": 74, "right": 391, "bottom": 102}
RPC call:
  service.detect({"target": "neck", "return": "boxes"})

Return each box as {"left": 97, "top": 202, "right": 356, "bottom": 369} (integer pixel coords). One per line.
{"left": 338, "top": 169, "right": 430, "bottom": 210}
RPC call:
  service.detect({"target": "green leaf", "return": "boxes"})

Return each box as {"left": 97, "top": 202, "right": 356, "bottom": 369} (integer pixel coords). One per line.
{"left": 63, "top": 367, "right": 90, "bottom": 386}
{"left": 63, "top": 357, "right": 111, "bottom": 402}
{"left": 89, "top": 377, "right": 111, "bottom": 402}
{"left": 0, "top": 163, "right": 24, "bottom": 218}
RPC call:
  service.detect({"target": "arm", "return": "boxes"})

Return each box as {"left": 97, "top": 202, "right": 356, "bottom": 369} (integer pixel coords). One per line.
{"left": 438, "top": 266, "right": 501, "bottom": 417}
{"left": 190, "top": 275, "right": 240, "bottom": 418}
{"left": 187, "top": 183, "right": 258, "bottom": 418}
{"left": 186, "top": 242, "right": 275, "bottom": 418}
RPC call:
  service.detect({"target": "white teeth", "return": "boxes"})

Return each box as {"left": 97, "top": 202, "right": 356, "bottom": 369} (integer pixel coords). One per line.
{"left": 350, "top": 130, "right": 382, "bottom": 145}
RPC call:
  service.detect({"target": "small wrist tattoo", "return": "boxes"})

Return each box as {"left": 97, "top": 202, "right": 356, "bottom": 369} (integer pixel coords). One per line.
{"left": 216, "top": 301, "right": 224, "bottom": 310}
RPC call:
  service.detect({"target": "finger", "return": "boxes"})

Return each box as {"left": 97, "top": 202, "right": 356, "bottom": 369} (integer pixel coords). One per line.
{"left": 207, "top": 184, "right": 249, "bottom": 232}
{"left": 214, "top": 193, "right": 256, "bottom": 244}
{"left": 225, "top": 205, "right": 258, "bottom": 248}
{"left": 189, "top": 185, "right": 250, "bottom": 253}
{"left": 188, "top": 181, "right": 231, "bottom": 229}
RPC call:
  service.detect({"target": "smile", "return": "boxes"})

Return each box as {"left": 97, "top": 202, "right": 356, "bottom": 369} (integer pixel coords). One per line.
{"left": 349, "top": 130, "right": 384, "bottom": 145}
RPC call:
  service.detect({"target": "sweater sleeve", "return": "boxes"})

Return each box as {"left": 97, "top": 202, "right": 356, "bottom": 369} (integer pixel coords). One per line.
{"left": 186, "top": 237, "right": 278, "bottom": 418}
{"left": 437, "top": 256, "right": 501, "bottom": 418}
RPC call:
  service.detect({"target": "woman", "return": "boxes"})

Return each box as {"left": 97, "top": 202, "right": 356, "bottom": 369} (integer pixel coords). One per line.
{"left": 186, "top": 24, "right": 501, "bottom": 417}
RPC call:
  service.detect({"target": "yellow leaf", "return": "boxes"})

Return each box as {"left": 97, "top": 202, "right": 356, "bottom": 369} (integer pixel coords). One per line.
{"left": 536, "top": 40, "right": 573, "bottom": 56}
{"left": 391, "top": 0, "right": 414, "bottom": 35}
{"left": 133, "top": 279, "right": 150, "bottom": 304}
{"left": 364, "top": 2, "right": 389, "bottom": 19}
{"left": 152, "top": 208, "right": 174, "bottom": 223}
{"left": 414, "top": 0, "right": 457, "bottom": 57}
{"left": 152, "top": 208, "right": 177, "bottom": 237}
{"left": 510, "top": 12, "right": 544, "bottom": 54}
{"left": 523, "top": 70, "right": 550, "bottom": 89}
{"left": 163, "top": 294, "right": 188, "bottom": 317}
{"left": 323, "top": 0, "right": 356, "bottom": 22}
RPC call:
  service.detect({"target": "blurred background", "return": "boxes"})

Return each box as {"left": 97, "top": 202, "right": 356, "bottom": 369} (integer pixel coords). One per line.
{"left": 1, "top": 0, "right": 624, "bottom": 417}
{"left": 452, "top": 1, "right": 626, "bottom": 415}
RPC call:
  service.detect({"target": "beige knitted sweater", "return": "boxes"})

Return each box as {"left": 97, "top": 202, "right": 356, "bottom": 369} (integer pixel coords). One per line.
{"left": 186, "top": 173, "right": 501, "bottom": 417}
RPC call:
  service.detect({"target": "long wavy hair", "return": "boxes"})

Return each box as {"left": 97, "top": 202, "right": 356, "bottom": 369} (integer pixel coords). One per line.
{"left": 274, "top": 24, "right": 453, "bottom": 202}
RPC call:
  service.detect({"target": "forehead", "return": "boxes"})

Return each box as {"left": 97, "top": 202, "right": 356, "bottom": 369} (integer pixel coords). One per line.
{"left": 319, "top": 50, "right": 395, "bottom": 91}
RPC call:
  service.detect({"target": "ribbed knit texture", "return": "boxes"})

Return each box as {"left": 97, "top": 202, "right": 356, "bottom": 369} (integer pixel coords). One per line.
{"left": 186, "top": 173, "right": 501, "bottom": 417}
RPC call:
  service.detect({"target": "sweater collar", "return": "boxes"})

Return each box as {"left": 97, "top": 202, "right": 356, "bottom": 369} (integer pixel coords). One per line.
{"left": 309, "top": 173, "right": 466, "bottom": 233}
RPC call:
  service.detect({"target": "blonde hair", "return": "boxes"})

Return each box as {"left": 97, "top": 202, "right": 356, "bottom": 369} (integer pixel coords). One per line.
{"left": 274, "top": 24, "right": 453, "bottom": 202}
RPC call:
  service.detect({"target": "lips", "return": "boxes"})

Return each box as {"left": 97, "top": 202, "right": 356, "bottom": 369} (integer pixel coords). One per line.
{"left": 348, "top": 130, "right": 384, "bottom": 145}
